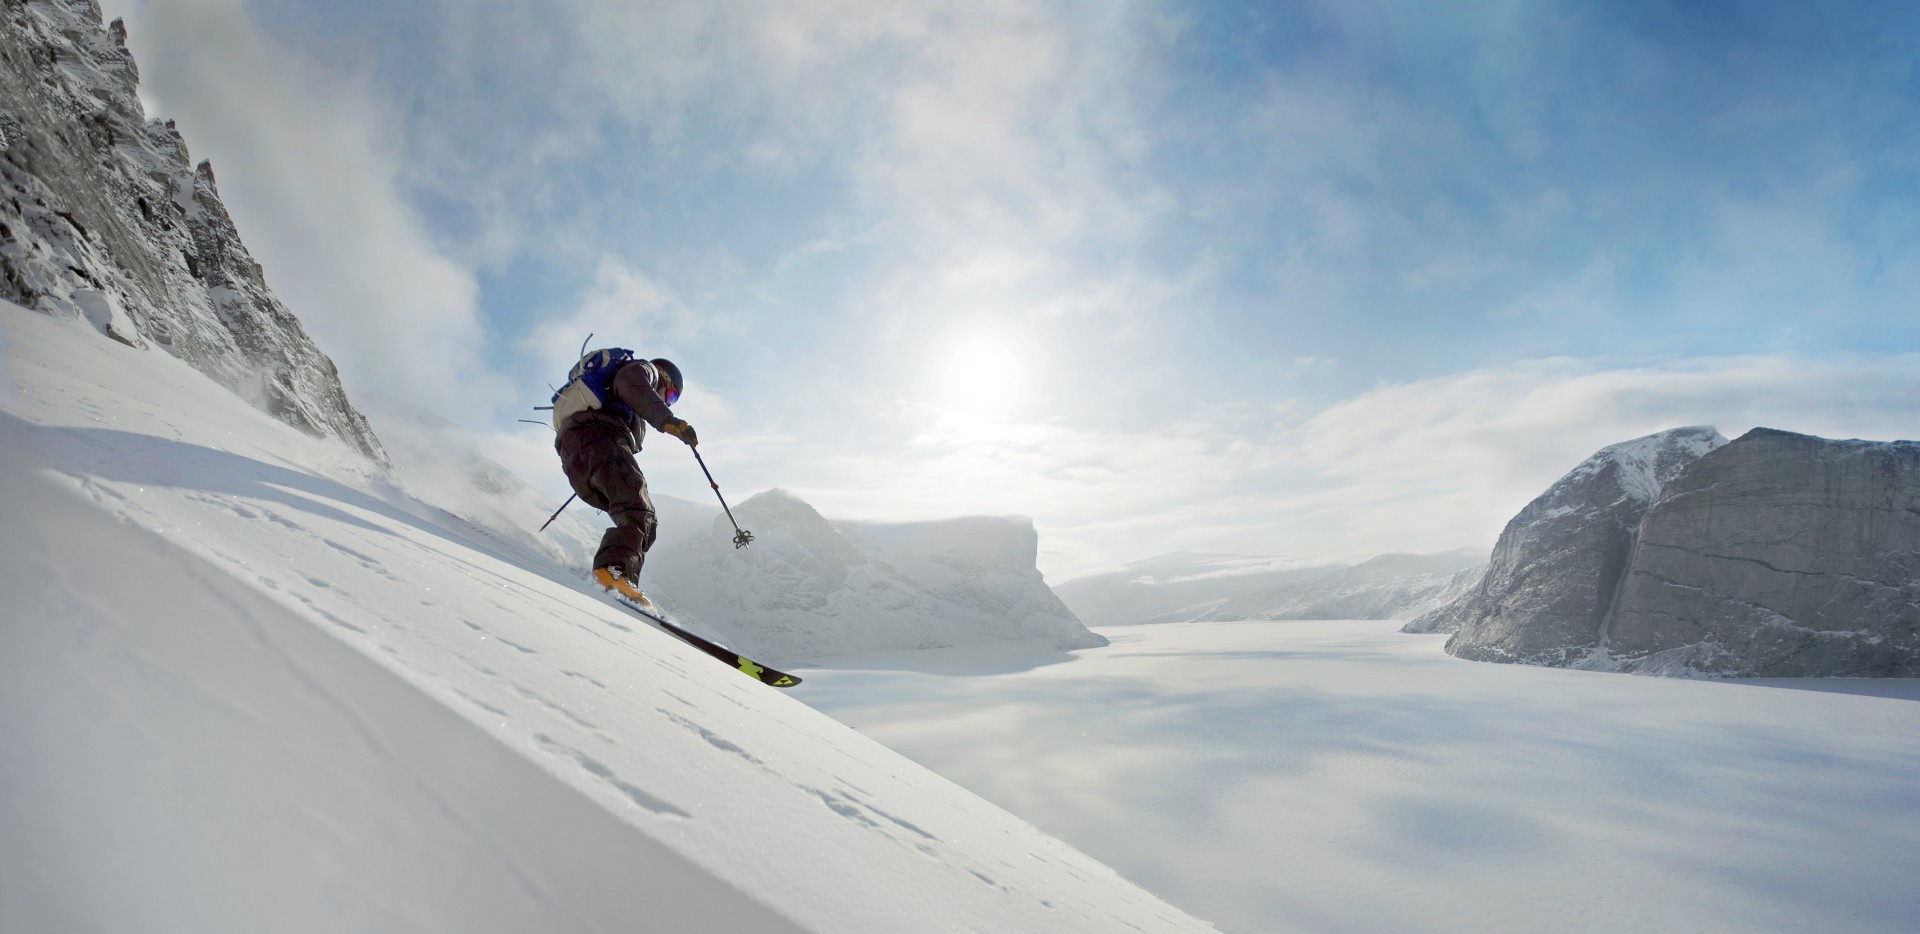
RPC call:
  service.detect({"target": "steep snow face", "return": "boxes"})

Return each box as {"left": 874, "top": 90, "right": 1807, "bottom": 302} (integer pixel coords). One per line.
{"left": 0, "top": 302, "right": 1209, "bottom": 933}
{"left": 0, "top": 0, "right": 384, "bottom": 462}
{"left": 643, "top": 488, "right": 1105, "bottom": 662}
{"left": 1411, "top": 427, "right": 1727, "bottom": 658}
{"left": 1055, "top": 551, "right": 1485, "bottom": 626}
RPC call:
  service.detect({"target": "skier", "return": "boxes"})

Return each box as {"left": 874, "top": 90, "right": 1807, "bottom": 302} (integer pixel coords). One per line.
{"left": 551, "top": 350, "right": 697, "bottom": 606}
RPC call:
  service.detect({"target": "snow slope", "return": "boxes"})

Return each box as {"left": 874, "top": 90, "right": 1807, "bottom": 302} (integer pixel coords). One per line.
{"left": 0, "top": 301, "right": 1211, "bottom": 933}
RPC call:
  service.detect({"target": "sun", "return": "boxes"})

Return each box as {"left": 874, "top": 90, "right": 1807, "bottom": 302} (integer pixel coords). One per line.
{"left": 936, "top": 324, "right": 1028, "bottom": 415}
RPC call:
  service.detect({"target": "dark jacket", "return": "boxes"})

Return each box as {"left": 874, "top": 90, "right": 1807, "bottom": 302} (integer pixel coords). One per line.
{"left": 557, "top": 359, "right": 677, "bottom": 453}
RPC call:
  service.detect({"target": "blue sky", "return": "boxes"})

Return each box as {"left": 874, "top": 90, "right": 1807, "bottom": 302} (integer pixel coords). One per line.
{"left": 114, "top": 0, "right": 1919, "bottom": 578}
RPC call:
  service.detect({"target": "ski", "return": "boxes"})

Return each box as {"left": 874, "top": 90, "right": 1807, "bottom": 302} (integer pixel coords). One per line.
{"left": 605, "top": 595, "right": 801, "bottom": 688}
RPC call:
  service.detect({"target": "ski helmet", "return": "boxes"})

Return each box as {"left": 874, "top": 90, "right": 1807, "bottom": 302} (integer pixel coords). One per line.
{"left": 651, "top": 357, "right": 684, "bottom": 405}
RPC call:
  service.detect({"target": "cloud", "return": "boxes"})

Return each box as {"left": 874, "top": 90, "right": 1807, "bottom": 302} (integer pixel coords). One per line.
{"left": 1273, "top": 355, "right": 1920, "bottom": 554}
{"left": 112, "top": 0, "right": 509, "bottom": 421}
{"left": 521, "top": 258, "right": 702, "bottom": 368}
{"left": 103, "top": 2, "right": 1920, "bottom": 584}
{"left": 709, "top": 354, "right": 1918, "bottom": 580}
{"left": 413, "top": 0, "right": 1172, "bottom": 342}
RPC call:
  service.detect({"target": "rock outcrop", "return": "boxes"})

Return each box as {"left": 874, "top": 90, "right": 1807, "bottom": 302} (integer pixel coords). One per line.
{"left": 1603, "top": 429, "right": 1920, "bottom": 677}
{"left": 1414, "top": 427, "right": 1728, "bottom": 662}
{"left": 0, "top": 0, "right": 385, "bottom": 462}
{"left": 1425, "top": 426, "right": 1920, "bottom": 678}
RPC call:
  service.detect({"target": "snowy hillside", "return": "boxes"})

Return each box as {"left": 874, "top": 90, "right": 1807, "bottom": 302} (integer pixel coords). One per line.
{"left": 0, "top": 301, "right": 1210, "bottom": 933}
{"left": 643, "top": 488, "right": 1105, "bottom": 662}
{"left": 1056, "top": 550, "right": 1484, "bottom": 627}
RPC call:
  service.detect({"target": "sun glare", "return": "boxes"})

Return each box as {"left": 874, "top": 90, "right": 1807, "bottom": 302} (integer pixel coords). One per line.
{"left": 938, "top": 326, "right": 1027, "bottom": 414}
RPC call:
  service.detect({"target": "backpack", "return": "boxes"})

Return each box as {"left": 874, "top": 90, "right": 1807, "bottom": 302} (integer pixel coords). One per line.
{"left": 551, "top": 347, "right": 647, "bottom": 429}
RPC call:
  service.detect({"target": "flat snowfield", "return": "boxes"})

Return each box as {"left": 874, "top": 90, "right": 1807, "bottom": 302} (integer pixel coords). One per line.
{"left": 800, "top": 621, "right": 1920, "bottom": 934}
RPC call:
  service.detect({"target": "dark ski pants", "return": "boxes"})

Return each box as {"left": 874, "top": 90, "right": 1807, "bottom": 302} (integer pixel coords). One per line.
{"left": 556, "top": 424, "right": 657, "bottom": 579}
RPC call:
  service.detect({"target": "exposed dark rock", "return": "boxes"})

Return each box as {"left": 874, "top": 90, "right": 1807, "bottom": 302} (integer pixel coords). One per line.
{"left": 0, "top": 0, "right": 386, "bottom": 463}
{"left": 1604, "top": 429, "right": 1920, "bottom": 677}
{"left": 1424, "top": 425, "right": 1920, "bottom": 678}
{"left": 1416, "top": 427, "right": 1727, "bottom": 661}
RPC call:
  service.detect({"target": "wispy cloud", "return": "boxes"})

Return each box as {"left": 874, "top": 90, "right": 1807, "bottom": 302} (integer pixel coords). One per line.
{"left": 719, "top": 354, "right": 1919, "bottom": 579}
{"left": 521, "top": 258, "right": 702, "bottom": 368}
{"left": 1266, "top": 354, "right": 1920, "bottom": 561}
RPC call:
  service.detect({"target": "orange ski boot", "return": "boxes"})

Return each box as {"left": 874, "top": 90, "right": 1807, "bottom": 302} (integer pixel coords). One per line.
{"left": 593, "top": 566, "right": 654, "bottom": 608}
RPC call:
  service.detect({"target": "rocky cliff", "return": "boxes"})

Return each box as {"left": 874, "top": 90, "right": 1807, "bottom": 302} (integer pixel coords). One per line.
{"left": 1602, "top": 429, "right": 1920, "bottom": 677}
{"left": 0, "top": 0, "right": 384, "bottom": 462}
{"left": 1426, "top": 426, "right": 1920, "bottom": 678}
{"left": 1412, "top": 427, "right": 1728, "bottom": 662}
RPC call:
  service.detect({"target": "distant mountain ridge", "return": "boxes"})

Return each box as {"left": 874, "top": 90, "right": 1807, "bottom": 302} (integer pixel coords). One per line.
{"left": 1056, "top": 550, "right": 1487, "bottom": 627}
{"left": 0, "top": 0, "right": 384, "bottom": 462}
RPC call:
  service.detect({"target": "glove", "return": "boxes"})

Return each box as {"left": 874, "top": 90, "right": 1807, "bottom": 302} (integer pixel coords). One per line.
{"left": 662, "top": 418, "right": 698, "bottom": 447}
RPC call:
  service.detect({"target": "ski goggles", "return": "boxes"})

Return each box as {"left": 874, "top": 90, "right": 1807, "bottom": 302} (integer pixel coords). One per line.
{"left": 662, "top": 382, "right": 682, "bottom": 406}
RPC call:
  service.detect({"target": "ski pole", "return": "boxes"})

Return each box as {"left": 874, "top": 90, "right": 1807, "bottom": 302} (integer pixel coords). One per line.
{"left": 691, "top": 447, "right": 754, "bottom": 549}
{"left": 538, "top": 493, "right": 576, "bottom": 533}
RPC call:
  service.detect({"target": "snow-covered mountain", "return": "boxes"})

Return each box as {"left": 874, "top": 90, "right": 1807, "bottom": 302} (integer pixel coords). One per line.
{"left": 1055, "top": 550, "right": 1485, "bottom": 627}
{"left": 0, "top": 0, "right": 383, "bottom": 461}
{"left": 644, "top": 488, "right": 1106, "bottom": 662}
{"left": 0, "top": 299, "right": 1211, "bottom": 931}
